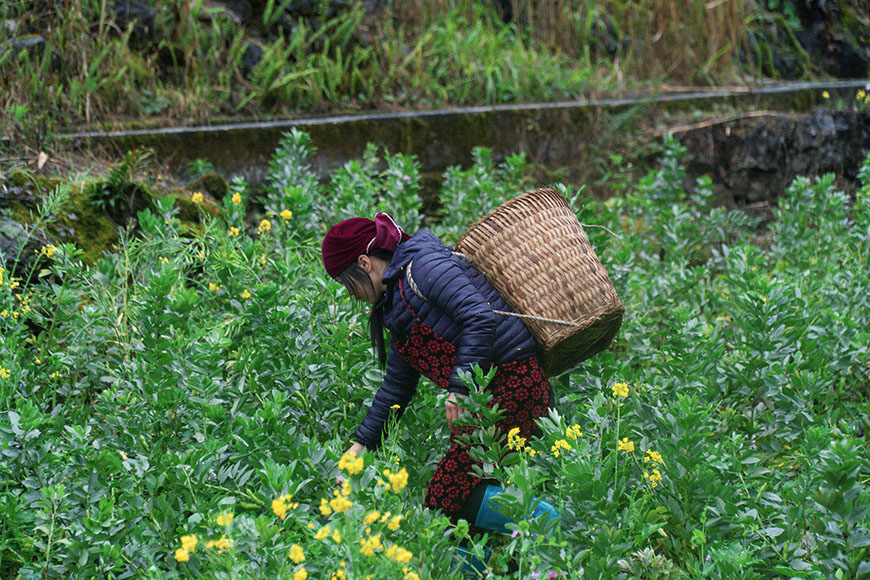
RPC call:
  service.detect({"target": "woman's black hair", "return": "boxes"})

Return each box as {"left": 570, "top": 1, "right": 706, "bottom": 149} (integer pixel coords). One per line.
{"left": 336, "top": 248, "right": 394, "bottom": 369}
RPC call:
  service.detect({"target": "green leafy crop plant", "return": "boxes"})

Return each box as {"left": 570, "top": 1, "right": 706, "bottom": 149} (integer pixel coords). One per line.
{"left": 1, "top": 132, "right": 869, "bottom": 578}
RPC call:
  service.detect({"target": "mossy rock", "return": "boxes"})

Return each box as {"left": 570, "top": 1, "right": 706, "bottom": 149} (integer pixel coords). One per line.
{"left": 168, "top": 187, "right": 222, "bottom": 223}
{"left": 187, "top": 173, "right": 230, "bottom": 199}
{"left": 6, "top": 178, "right": 118, "bottom": 266}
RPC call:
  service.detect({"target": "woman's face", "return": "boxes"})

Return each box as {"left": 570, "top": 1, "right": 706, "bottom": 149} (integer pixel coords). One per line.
{"left": 348, "top": 255, "right": 387, "bottom": 304}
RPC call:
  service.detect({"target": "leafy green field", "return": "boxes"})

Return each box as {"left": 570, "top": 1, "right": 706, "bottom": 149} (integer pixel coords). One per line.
{"left": 1, "top": 133, "right": 869, "bottom": 579}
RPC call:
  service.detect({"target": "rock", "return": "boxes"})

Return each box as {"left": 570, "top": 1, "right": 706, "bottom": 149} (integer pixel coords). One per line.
{"left": 7, "top": 34, "right": 46, "bottom": 55}
{"left": 187, "top": 173, "right": 230, "bottom": 199}
{"left": 0, "top": 217, "right": 46, "bottom": 278}
{"left": 114, "top": 0, "right": 156, "bottom": 46}
{"left": 680, "top": 110, "right": 870, "bottom": 207}
{"left": 241, "top": 39, "right": 264, "bottom": 75}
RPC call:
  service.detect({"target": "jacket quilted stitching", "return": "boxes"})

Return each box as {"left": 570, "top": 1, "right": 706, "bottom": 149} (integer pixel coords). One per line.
{"left": 354, "top": 231, "right": 538, "bottom": 449}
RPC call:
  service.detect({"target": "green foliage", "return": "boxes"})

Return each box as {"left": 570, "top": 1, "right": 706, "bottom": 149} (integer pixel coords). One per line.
{"left": 1, "top": 131, "right": 869, "bottom": 578}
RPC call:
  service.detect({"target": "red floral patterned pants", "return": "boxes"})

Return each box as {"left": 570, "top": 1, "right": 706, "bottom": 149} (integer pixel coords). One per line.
{"left": 422, "top": 357, "right": 551, "bottom": 517}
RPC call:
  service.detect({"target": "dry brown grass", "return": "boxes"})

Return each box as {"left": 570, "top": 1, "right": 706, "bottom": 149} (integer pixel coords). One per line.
{"left": 392, "top": 0, "right": 750, "bottom": 85}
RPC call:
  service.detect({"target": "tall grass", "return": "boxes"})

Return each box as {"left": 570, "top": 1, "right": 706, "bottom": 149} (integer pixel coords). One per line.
{"left": 0, "top": 0, "right": 752, "bottom": 135}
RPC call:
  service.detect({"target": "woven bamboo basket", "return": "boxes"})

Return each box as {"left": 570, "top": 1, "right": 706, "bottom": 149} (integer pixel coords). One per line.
{"left": 456, "top": 188, "right": 624, "bottom": 376}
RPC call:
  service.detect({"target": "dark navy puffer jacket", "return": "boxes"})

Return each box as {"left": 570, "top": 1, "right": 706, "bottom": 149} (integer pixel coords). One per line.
{"left": 353, "top": 231, "right": 538, "bottom": 450}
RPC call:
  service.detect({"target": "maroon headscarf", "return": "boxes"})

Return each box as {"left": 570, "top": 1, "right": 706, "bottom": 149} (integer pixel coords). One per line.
{"left": 321, "top": 212, "right": 411, "bottom": 278}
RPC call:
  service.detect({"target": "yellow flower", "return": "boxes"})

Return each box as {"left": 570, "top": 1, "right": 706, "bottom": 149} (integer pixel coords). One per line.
{"left": 216, "top": 511, "right": 233, "bottom": 526}
{"left": 332, "top": 528, "right": 342, "bottom": 543}
{"left": 281, "top": 209, "right": 293, "bottom": 221}
{"left": 258, "top": 219, "right": 271, "bottom": 234}
{"left": 644, "top": 449, "right": 663, "bottom": 464}
{"left": 205, "top": 534, "right": 234, "bottom": 553}
{"left": 612, "top": 382, "right": 629, "bottom": 398}
{"left": 390, "top": 404, "right": 401, "bottom": 410}
{"left": 858, "top": 89, "right": 867, "bottom": 100}
{"left": 209, "top": 282, "right": 221, "bottom": 291}
{"left": 39, "top": 245, "right": 57, "bottom": 259}
{"left": 332, "top": 569, "right": 347, "bottom": 580}
{"left": 174, "top": 547, "right": 190, "bottom": 562}
{"left": 315, "top": 526, "right": 331, "bottom": 540}
{"left": 330, "top": 494, "right": 352, "bottom": 513}
{"left": 0, "top": 367, "right": 10, "bottom": 380}
{"left": 359, "top": 533, "right": 382, "bottom": 556}
{"left": 386, "top": 544, "right": 414, "bottom": 563}
{"left": 273, "top": 495, "right": 294, "bottom": 520}
{"left": 232, "top": 192, "right": 242, "bottom": 205}
{"left": 192, "top": 192, "right": 203, "bottom": 204}
{"left": 241, "top": 289, "right": 252, "bottom": 299}
{"left": 565, "top": 425, "right": 583, "bottom": 440}
{"left": 387, "top": 515, "right": 403, "bottom": 531}
{"left": 294, "top": 568, "right": 308, "bottom": 580}
{"left": 180, "top": 535, "right": 197, "bottom": 552}
{"left": 618, "top": 437, "right": 635, "bottom": 453}
{"left": 363, "top": 510, "right": 380, "bottom": 526}
{"left": 159, "top": 256, "right": 169, "bottom": 264}
{"left": 822, "top": 91, "right": 830, "bottom": 99}
{"left": 644, "top": 468, "right": 663, "bottom": 488}
{"left": 550, "top": 439, "right": 571, "bottom": 457}
{"left": 338, "top": 452, "right": 364, "bottom": 475}
{"left": 403, "top": 568, "right": 420, "bottom": 580}
{"left": 384, "top": 468, "right": 409, "bottom": 493}
{"left": 228, "top": 226, "right": 240, "bottom": 237}
{"left": 289, "top": 543, "right": 305, "bottom": 564}
{"left": 507, "top": 427, "right": 527, "bottom": 451}
{"left": 319, "top": 498, "right": 333, "bottom": 516}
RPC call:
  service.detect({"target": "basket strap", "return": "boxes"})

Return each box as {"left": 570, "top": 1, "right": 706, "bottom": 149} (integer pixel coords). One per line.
{"left": 404, "top": 260, "right": 580, "bottom": 328}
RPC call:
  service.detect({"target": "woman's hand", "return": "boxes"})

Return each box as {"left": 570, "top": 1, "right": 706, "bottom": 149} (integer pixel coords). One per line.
{"left": 446, "top": 392, "right": 466, "bottom": 434}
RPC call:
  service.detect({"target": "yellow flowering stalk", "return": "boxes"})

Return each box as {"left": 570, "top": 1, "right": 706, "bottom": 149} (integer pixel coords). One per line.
{"left": 180, "top": 534, "right": 197, "bottom": 552}
{"left": 332, "top": 528, "right": 342, "bottom": 543}
{"left": 363, "top": 510, "right": 380, "bottom": 526}
{"left": 644, "top": 449, "right": 663, "bottom": 464}
{"left": 205, "top": 535, "right": 234, "bottom": 553}
{"left": 612, "top": 382, "right": 629, "bottom": 398}
{"left": 294, "top": 568, "right": 308, "bottom": 580}
{"left": 383, "top": 468, "right": 408, "bottom": 493}
{"left": 565, "top": 424, "right": 583, "bottom": 440}
{"left": 216, "top": 511, "right": 233, "bottom": 526}
{"left": 551, "top": 439, "right": 571, "bottom": 458}
{"left": 643, "top": 469, "right": 663, "bottom": 488}
{"left": 315, "top": 525, "right": 331, "bottom": 540}
{"left": 386, "top": 544, "right": 414, "bottom": 564}
{"left": 0, "top": 367, "right": 10, "bottom": 380}
{"left": 618, "top": 438, "right": 635, "bottom": 453}
{"left": 192, "top": 192, "right": 203, "bottom": 204}
{"left": 232, "top": 192, "right": 242, "bottom": 205}
{"left": 403, "top": 567, "right": 420, "bottom": 580}
{"left": 272, "top": 494, "right": 298, "bottom": 520}
{"left": 387, "top": 514, "right": 403, "bottom": 531}
{"left": 281, "top": 209, "right": 293, "bottom": 221}
{"left": 228, "top": 226, "right": 240, "bottom": 237}
{"left": 319, "top": 498, "right": 333, "bottom": 516}
{"left": 258, "top": 219, "right": 271, "bottom": 234}
{"left": 359, "top": 533, "right": 382, "bottom": 556}
{"left": 174, "top": 547, "right": 190, "bottom": 562}
{"left": 338, "top": 452, "right": 364, "bottom": 475}
{"left": 507, "top": 427, "right": 527, "bottom": 451}
{"left": 289, "top": 543, "right": 305, "bottom": 564}
{"left": 329, "top": 495, "right": 352, "bottom": 513}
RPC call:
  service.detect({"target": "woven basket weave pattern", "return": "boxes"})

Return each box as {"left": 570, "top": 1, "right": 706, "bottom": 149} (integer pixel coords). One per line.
{"left": 456, "top": 188, "right": 624, "bottom": 376}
